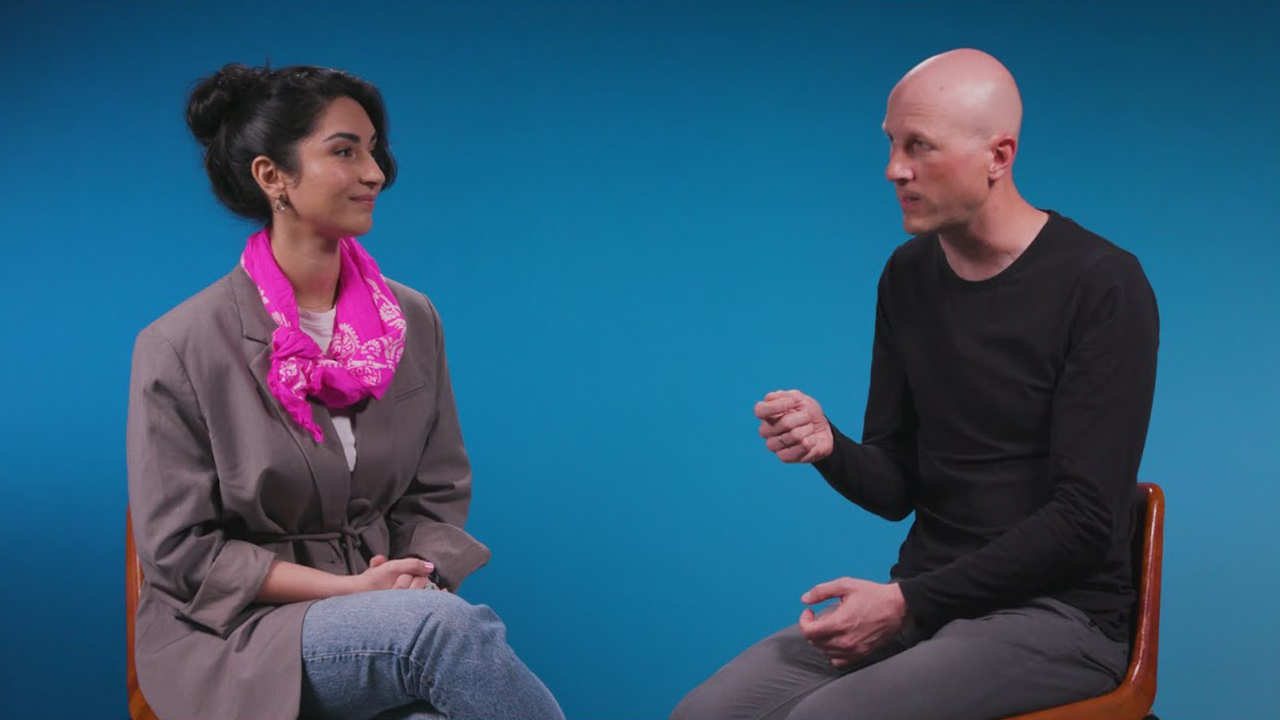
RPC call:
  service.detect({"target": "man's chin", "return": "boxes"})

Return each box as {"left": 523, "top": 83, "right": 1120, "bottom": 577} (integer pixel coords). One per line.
{"left": 901, "top": 217, "right": 935, "bottom": 235}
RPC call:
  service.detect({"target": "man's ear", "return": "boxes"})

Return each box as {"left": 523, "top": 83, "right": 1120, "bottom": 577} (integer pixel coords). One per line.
{"left": 988, "top": 135, "right": 1017, "bottom": 181}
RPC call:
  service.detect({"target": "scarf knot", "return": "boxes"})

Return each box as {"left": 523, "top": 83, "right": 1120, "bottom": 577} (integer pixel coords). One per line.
{"left": 241, "top": 229, "right": 405, "bottom": 442}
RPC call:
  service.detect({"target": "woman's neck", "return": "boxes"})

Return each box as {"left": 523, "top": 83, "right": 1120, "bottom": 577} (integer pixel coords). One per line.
{"left": 270, "top": 221, "right": 341, "bottom": 311}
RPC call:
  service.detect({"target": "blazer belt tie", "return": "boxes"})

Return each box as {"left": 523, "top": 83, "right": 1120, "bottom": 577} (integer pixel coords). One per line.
{"left": 246, "top": 516, "right": 380, "bottom": 575}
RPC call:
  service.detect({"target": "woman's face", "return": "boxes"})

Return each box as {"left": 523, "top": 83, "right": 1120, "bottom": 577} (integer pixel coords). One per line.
{"left": 281, "top": 96, "right": 386, "bottom": 239}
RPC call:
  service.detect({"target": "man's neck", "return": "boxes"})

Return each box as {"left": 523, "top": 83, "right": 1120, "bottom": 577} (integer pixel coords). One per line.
{"left": 269, "top": 221, "right": 341, "bottom": 311}
{"left": 937, "top": 193, "right": 1048, "bottom": 282}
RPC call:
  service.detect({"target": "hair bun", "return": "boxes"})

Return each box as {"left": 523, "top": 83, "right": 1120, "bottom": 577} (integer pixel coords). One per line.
{"left": 186, "top": 63, "right": 266, "bottom": 147}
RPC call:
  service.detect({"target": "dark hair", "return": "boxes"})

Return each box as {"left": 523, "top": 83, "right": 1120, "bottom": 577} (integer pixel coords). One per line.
{"left": 186, "top": 63, "right": 397, "bottom": 223}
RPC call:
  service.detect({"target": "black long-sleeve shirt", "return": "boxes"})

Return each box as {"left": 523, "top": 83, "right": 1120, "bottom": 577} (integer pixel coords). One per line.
{"left": 815, "top": 211, "right": 1159, "bottom": 642}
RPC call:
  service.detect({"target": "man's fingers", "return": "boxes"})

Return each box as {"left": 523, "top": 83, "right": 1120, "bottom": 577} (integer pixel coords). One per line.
{"left": 775, "top": 442, "right": 814, "bottom": 463}
{"left": 787, "top": 421, "right": 817, "bottom": 440}
{"left": 369, "top": 555, "right": 388, "bottom": 568}
{"left": 802, "top": 578, "right": 854, "bottom": 605}
{"left": 802, "top": 601, "right": 850, "bottom": 637}
{"left": 760, "top": 410, "right": 814, "bottom": 436}
{"left": 754, "top": 397, "right": 799, "bottom": 420}
{"left": 393, "top": 573, "right": 414, "bottom": 590}
{"left": 408, "top": 576, "right": 429, "bottom": 590}
{"left": 799, "top": 441, "right": 829, "bottom": 464}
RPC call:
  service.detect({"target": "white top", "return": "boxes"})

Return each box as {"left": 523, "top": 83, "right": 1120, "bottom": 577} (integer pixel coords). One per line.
{"left": 296, "top": 307, "right": 357, "bottom": 472}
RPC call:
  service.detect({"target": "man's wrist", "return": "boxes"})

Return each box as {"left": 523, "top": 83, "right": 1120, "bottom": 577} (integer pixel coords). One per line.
{"left": 888, "top": 581, "right": 908, "bottom": 621}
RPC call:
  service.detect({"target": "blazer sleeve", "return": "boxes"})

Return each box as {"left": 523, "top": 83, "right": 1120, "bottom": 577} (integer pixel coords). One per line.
{"left": 126, "top": 327, "right": 277, "bottom": 636}
{"left": 386, "top": 297, "right": 492, "bottom": 590}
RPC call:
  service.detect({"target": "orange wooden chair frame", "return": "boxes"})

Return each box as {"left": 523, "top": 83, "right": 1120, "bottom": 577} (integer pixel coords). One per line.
{"left": 1003, "top": 481, "right": 1164, "bottom": 720}
{"left": 128, "top": 484, "right": 1163, "bottom": 720}
{"left": 126, "top": 511, "right": 160, "bottom": 720}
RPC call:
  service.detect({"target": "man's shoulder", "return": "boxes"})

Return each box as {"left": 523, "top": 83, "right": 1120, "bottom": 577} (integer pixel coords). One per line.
{"left": 1045, "top": 213, "right": 1149, "bottom": 289}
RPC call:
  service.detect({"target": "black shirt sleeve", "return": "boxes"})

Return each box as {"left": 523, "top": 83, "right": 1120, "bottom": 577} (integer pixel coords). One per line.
{"left": 896, "top": 251, "right": 1159, "bottom": 625}
{"left": 813, "top": 267, "right": 918, "bottom": 522}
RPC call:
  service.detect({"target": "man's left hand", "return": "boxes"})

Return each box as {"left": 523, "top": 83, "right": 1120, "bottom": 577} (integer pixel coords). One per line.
{"left": 798, "top": 577, "right": 908, "bottom": 668}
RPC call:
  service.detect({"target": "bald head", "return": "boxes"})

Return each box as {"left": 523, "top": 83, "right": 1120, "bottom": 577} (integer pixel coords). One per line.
{"left": 889, "top": 48, "right": 1023, "bottom": 141}
{"left": 882, "top": 49, "right": 1035, "bottom": 237}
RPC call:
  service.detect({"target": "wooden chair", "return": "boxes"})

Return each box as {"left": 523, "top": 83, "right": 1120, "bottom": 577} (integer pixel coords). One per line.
{"left": 126, "top": 510, "right": 160, "bottom": 720}
{"left": 1002, "top": 482, "right": 1165, "bottom": 720}
{"left": 126, "top": 485, "right": 1164, "bottom": 720}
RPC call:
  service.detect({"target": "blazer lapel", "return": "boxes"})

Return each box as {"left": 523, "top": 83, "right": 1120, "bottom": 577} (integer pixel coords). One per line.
{"left": 350, "top": 283, "right": 423, "bottom": 508}
{"left": 350, "top": 388, "right": 394, "bottom": 505}
{"left": 232, "top": 265, "right": 349, "bottom": 529}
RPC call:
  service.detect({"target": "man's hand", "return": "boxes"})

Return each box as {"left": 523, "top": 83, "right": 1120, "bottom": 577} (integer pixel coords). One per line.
{"left": 755, "top": 389, "right": 834, "bottom": 463}
{"left": 798, "top": 577, "right": 908, "bottom": 668}
{"left": 361, "top": 555, "right": 438, "bottom": 591}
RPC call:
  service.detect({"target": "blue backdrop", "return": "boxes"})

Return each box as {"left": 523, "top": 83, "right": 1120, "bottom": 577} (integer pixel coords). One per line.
{"left": 1, "top": 2, "right": 1276, "bottom": 718}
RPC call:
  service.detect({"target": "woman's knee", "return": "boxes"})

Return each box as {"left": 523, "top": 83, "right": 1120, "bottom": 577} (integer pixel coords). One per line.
{"left": 383, "top": 590, "right": 508, "bottom": 647}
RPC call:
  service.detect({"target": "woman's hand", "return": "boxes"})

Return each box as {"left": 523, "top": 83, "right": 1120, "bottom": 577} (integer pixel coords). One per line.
{"left": 358, "top": 555, "right": 437, "bottom": 592}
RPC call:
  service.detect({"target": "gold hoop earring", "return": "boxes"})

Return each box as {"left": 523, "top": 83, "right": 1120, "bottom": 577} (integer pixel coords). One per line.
{"left": 274, "top": 194, "right": 290, "bottom": 212}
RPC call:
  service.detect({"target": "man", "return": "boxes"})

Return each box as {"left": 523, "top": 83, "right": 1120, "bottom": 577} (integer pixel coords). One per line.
{"left": 671, "top": 48, "right": 1159, "bottom": 720}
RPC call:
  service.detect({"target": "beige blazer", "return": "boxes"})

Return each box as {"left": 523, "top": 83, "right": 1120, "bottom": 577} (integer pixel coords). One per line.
{"left": 127, "top": 266, "right": 491, "bottom": 720}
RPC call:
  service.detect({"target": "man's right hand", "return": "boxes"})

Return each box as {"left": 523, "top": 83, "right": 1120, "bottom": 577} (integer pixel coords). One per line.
{"left": 754, "top": 389, "right": 834, "bottom": 464}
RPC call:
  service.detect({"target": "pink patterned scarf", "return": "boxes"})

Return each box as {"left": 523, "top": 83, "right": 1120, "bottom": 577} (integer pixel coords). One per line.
{"left": 240, "top": 229, "right": 406, "bottom": 442}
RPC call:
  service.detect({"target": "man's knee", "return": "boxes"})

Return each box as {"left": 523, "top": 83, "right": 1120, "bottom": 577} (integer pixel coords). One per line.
{"left": 669, "top": 677, "right": 730, "bottom": 720}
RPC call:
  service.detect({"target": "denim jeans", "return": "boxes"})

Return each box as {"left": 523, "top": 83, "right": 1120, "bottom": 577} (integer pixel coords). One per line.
{"left": 299, "top": 589, "right": 565, "bottom": 720}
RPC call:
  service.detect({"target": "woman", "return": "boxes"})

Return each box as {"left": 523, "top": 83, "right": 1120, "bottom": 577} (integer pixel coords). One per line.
{"left": 126, "top": 63, "right": 564, "bottom": 720}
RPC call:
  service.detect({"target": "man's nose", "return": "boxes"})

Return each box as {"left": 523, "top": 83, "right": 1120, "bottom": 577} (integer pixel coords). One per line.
{"left": 885, "top": 151, "right": 911, "bottom": 183}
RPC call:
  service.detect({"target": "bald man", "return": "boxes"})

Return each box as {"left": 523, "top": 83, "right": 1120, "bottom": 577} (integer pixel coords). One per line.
{"left": 671, "top": 49, "right": 1158, "bottom": 720}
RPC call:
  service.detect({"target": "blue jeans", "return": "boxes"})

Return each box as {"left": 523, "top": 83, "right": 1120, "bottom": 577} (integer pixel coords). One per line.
{"left": 299, "top": 589, "right": 565, "bottom": 720}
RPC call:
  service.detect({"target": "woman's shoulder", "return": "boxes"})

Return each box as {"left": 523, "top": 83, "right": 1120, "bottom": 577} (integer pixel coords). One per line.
{"left": 385, "top": 277, "right": 442, "bottom": 334}
{"left": 136, "top": 267, "right": 244, "bottom": 355}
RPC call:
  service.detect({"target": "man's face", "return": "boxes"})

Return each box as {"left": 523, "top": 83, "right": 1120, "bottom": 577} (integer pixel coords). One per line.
{"left": 881, "top": 89, "right": 992, "bottom": 236}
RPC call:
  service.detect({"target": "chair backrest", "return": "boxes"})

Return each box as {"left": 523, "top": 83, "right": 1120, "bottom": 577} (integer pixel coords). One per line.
{"left": 126, "top": 510, "right": 159, "bottom": 720}
{"left": 1125, "top": 481, "right": 1165, "bottom": 709}
{"left": 1000, "top": 482, "right": 1165, "bottom": 720}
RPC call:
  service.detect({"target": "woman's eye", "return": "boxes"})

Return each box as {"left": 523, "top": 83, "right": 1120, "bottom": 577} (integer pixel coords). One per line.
{"left": 335, "top": 147, "right": 354, "bottom": 158}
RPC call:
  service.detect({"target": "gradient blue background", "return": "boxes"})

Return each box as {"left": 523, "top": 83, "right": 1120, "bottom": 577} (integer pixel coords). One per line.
{"left": 1, "top": 2, "right": 1276, "bottom": 718}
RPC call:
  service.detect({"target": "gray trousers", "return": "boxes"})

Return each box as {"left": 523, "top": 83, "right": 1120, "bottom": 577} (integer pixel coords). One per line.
{"left": 670, "top": 597, "right": 1129, "bottom": 720}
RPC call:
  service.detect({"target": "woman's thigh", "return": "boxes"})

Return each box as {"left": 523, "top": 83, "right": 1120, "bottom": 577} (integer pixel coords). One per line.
{"left": 299, "top": 589, "right": 499, "bottom": 720}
